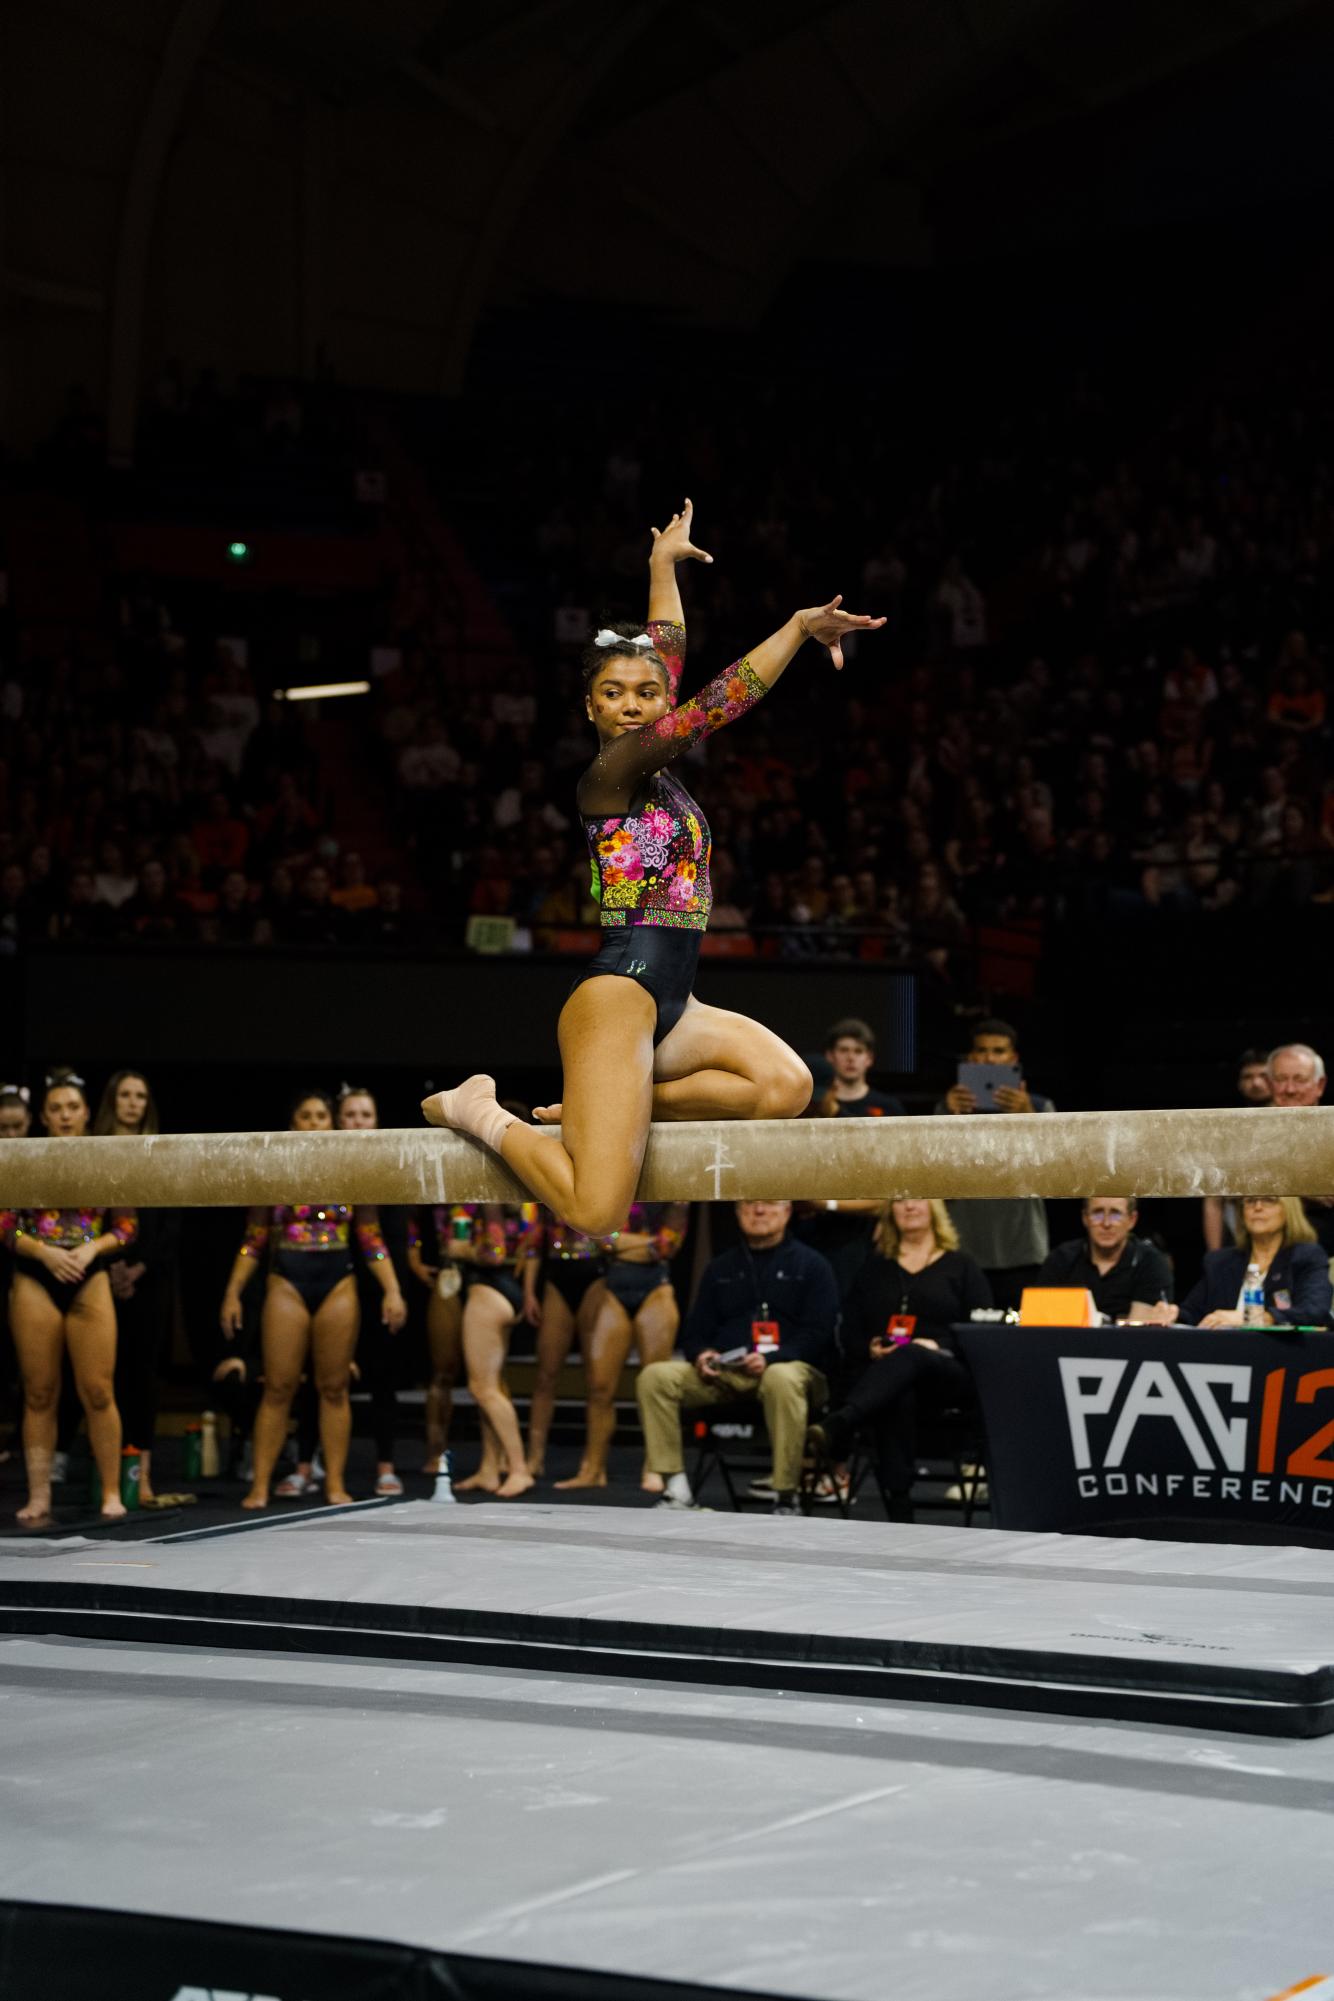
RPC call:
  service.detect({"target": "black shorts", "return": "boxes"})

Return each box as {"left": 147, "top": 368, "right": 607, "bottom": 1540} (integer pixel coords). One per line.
{"left": 542, "top": 1257, "right": 604, "bottom": 1313}
{"left": 604, "top": 1260, "right": 673, "bottom": 1315}
{"left": 569, "top": 924, "right": 701, "bottom": 1045}
{"left": 272, "top": 1249, "right": 354, "bottom": 1314}
{"left": 13, "top": 1261, "right": 101, "bottom": 1313}
{"left": 467, "top": 1269, "right": 524, "bottom": 1314}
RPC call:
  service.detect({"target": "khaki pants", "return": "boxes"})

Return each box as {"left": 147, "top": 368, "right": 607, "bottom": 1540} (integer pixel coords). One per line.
{"left": 637, "top": 1358, "right": 828, "bottom": 1493}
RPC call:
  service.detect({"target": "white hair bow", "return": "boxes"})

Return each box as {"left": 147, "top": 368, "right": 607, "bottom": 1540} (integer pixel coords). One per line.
{"left": 594, "top": 629, "right": 654, "bottom": 649}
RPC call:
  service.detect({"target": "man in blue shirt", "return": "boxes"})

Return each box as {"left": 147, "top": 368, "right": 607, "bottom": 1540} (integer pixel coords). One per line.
{"left": 637, "top": 1199, "right": 839, "bottom": 1514}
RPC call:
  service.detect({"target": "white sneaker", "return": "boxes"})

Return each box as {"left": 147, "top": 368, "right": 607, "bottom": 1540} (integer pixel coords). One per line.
{"left": 50, "top": 1452, "right": 69, "bottom": 1486}
{"left": 746, "top": 1477, "right": 779, "bottom": 1501}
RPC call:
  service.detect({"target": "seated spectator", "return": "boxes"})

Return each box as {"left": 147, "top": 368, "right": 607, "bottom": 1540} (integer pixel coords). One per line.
{"left": 92, "top": 839, "right": 137, "bottom": 911}
{"left": 191, "top": 789, "right": 250, "bottom": 879}
{"left": 330, "top": 850, "right": 378, "bottom": 916}
{"left": 1172, "top": 1197, "right": 1332, "bottom": 1328}
{"left": 940, "top": 1019, "right": 1054, "bottom": 1310}
{"left": 812, "top": 1016, "right": 905, "bottom": 1120}
{"left": 288, "top": 862, "right": 343, "bottom": 947}
{"left": 397, "top": 715, "right": 460, "bottom": 792}
{"left": 0, "top": 863, "right": 38, "bottom": 949}
{"left": 259, "top": 861, "right": 299, "bottom": 942}
{"left": 119, "top": 858, "right": 196, "bottom": 941}
{"left": 807, "top": 1199, "right": 991, "bottom": 1521}
{"left": 636, "top": 1198, "right": 838, "bottom": 1514}
{"left": 252, "top": 772, "right": 320, "bottom": 870}
{"left": 205, "top": 868, "right": 261, "bottom": 946}
{"left": 365, "top": 878, "right": 420, "bottom": 949}
{"left": 1268, "top": 1042, "right": 1326, "bottom": 1106}
{"left": 48, "top": 866, "right": 114, "bottom": 945}
{"left": 1037, "top": 1197, "right": 1174, "bottom": 1320}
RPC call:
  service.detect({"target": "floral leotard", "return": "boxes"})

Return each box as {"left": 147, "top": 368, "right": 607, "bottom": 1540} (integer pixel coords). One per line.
{"left": 580, "top": 619, "right": 766, "bottom": 930}
{"left": 239, "top": 1204, "right": 387, "bottom": 1263}
{"left": 1, "top": 1209, "right": 137, "bottom": 1255}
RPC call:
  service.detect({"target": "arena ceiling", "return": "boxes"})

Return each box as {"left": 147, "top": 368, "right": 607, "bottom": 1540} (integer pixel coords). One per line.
{"left": 0, "top": 0, "right": 1326, "bottom": 452}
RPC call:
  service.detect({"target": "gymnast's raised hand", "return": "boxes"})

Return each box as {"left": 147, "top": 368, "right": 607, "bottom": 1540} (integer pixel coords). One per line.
{"left": 796, "top": 595, "right": 882, "bottom": 671}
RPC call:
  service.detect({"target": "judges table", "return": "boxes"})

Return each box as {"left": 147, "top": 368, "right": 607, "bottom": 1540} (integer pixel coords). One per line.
{"left": 955, "top": 1322, "right": 1334, "bottom": 1538}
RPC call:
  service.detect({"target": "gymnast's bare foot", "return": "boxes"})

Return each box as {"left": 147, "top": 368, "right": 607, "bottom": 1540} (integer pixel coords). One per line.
{"left": 240, "top": 1487, "right": 270, "bottom": 1510}
{"left": 532, "top": 1103, "right": 562, "bottom": 1125}
{"left": 324, "top": 1486, "right": 354, "bottom": 1506}
{"left": 641, "top": 1469, "right": 665, "bottom": 1495}
{"left": 455, "top": 1470, "right": 501, "bottom": 1494}
{"left": 423, "top": 1074, "right": 496, "bottom": 1130}
{"left": 496, "top": 1469, "right": 536, "bottom": 1499}
{"left": 554, "top": 1467, "right": 607, "bottom": 1490}
{"left": 100, "top": 1496, "right": 128, "bottom": 1522}
{"left": 17, "top": 1494, "right": 52, "bottom": 1526}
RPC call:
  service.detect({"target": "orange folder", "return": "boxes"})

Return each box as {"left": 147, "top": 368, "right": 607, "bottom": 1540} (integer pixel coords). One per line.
{"left": 1020, "top": 1286, "right": 1096, "bottom": 1326}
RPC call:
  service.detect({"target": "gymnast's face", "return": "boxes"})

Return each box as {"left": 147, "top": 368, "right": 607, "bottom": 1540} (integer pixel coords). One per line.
{"left": 586, "top": 658, "right": 670, "bottom": 742}
{"left": 338, "top": 1094, "right": 377, "bottom": 1130}
{"left": 291, "top": 1097, "right": 333, "bottom": 1132}
{"left": 42, "top": 1087, "right": 89, "bottom": 1137}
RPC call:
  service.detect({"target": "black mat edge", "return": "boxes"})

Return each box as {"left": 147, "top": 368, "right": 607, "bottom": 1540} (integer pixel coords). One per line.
{"left": 0, "top": 1896, "right": 787, "bottom": 2001}
{"left": 0, "top": 1574, "right": 1327, "bottom": 1702}
{"left": 2, "top": 1586, "right": 1330, "bottom": 1738}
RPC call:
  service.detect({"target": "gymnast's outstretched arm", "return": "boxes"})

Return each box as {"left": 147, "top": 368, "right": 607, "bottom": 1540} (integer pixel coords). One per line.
{"left": 578, "top": 595, "right": 886, "bottom": 818}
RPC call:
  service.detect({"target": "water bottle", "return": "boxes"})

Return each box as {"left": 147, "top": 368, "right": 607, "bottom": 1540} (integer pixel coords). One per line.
{"left": 1242, "top": 1262, "right": 1266, "bottom": 1326}
{"left": 182, "top": 1422, "right": 203, "bottom": 1480}
{"left": 431, "top": 1452, "right": 456, "bottom": 1504}
{"left": 120, "top": 1448, "right": 142, "bottom": 1510}
{"left": 200, "top": 1411, "right": 220, "bottom": 1478}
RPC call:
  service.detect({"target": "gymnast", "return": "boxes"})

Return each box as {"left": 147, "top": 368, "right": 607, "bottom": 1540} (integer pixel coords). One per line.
{"left": 424, "top": 499, "right": 884, "bottom": 1231}
{"left": 220, "top": 1090, "right": 406, "bottom": 1509}
{"left": 2, "top": 1070, "right": 135, "bottom": 1524}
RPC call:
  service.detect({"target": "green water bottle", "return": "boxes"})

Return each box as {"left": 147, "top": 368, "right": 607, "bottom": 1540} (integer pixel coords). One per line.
{"left": 120, "top": 1447, "right": 142, "bottom": 1510}
{"left": 182, "top": 1422, "right": 203, "bottom": 1480}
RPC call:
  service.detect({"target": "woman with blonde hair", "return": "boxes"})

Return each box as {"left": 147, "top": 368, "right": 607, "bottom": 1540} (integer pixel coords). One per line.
{"left": 807, "top": 1197, "right": 991, "bottom": 1521}
{"left": 1173, "top": 1197, "right": 1331, "bottom": 1328}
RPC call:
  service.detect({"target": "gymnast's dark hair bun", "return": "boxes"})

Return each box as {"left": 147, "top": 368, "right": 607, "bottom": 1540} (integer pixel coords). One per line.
{"left": 580, "top": 622, "right": 670, "bottom": 694}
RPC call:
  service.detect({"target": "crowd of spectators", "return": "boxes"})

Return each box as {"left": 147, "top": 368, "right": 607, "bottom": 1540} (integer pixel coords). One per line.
{"left": 0, "top": 592, "right": 423, "bottom": 956}
{"left": 2, "top": 354, "right": 1332, "bottom": 991}
{"left": 420, "top": 366, "right": 1334, "bottom": 984}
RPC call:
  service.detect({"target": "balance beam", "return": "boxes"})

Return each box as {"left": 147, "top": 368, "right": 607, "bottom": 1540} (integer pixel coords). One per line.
{"left": 2, "top": 1106, "right": 1331, "bottom": 1208}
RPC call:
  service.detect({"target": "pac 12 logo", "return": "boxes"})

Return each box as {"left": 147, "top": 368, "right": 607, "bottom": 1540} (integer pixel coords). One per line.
{"left": 1059, "top": 1355, "right": 1334, "bottom": 1507}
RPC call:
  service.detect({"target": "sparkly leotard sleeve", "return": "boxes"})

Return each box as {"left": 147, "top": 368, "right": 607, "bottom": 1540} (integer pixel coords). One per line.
{"left": 578, "top": 620, "right": 766, "bottom": 931}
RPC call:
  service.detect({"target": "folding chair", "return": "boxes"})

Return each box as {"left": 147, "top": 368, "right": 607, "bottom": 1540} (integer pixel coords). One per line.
{"left": 689, "top": 1400, "right": 772, "bottom": 1511}
{"left": 802, "top": 1405, "right": 988, "bottom": 1524}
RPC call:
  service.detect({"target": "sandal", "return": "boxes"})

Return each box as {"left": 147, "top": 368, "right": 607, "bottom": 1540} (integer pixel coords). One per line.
{"left": 274, "top": 1472, "right": 312, "bottom": 1499}
{"left": 375, "top": 1471, "right": 404, "bottom": 1497}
